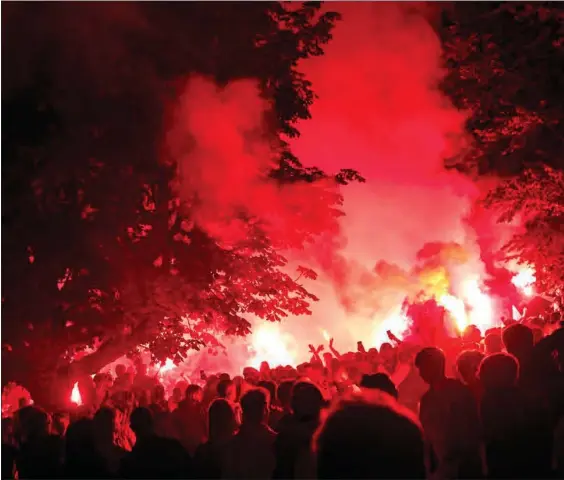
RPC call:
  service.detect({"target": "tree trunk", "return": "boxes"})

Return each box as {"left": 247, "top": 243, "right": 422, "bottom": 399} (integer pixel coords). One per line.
{"left": 3, "top": 314, "right": 158, "bottom": 411}
{"left": 9, "top": 330, "right": 148, "bottom": 411}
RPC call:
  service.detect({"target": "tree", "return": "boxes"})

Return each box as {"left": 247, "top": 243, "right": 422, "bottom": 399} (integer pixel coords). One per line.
{"left": 484, "top": 166, "right": 564, "bottom": 297}
{"left": 439, "top": 2, "right": 564, "bottom": 296}
{"left": 1, "top": 2, "right": 360, "bottom": 408}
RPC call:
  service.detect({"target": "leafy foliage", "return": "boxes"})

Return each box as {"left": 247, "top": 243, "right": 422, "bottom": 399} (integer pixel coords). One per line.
{"left": 484, "top": 166, "right": 564, "bottom": 295}
{"left": 1, "top": 2, "right": 357, "bottom": 397}
{"left": 440, "top": 2, "right": 564, "bottom": 296}
{"left": 441, "top": 2, "right": 564, "bottom": 177}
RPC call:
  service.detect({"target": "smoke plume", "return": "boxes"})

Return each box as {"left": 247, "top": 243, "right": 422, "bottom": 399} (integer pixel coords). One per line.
{"left": 167, "top": 76, "right": 340, "bottom": 250}
{"left": 283, "top": 2, "right": 491, "bottom": 351}
{"left": 168, "top": 3, "right": 505, "bottom": 363}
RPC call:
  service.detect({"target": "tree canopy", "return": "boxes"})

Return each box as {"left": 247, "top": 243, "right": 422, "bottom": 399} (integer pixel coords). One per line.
{"left": 440, "top": 2, "right": 564, "bottom": 297}
{"left": 1, "top": 2, "right": 362, "bottom": 406}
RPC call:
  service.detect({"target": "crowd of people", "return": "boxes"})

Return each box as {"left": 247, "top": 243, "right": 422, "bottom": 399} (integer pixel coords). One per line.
{"left": 2, "top": 314, "right": 564, "bottom": 479}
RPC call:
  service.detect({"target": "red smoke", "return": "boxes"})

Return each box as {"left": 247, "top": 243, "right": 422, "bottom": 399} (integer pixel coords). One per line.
{"left": 167, "top": 76, "right": 341, "bottom": 250}
{"left": 168, "top": 3, "right": 513, "bottom": 365}
{"left": 282, "top": 3, "right": 488, "bottom": 349}
{"left": 293, "top": 2, "right": 475, "bottom": 271}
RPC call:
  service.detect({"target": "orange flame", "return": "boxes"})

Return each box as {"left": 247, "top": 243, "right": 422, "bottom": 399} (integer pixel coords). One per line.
{"left": 418, "top": 266, "right": 449, "bottom": 299}
{"left": 438, "top": 294, "right": 467, "bottom": 333}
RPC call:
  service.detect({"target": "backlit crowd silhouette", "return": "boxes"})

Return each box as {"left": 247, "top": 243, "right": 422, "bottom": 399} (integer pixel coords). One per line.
{"left": 2, "top": 314, "right": 564, "bottom": 479}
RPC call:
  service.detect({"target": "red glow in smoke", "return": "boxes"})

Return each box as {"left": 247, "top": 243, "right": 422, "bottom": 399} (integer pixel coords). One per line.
{"left": 59, "top": 5, "right": 524, "bottom": 376}
{"left": 162, "top": 3, "right": 509, "bottom": 368}
{"left": 283, "top": 3, "right": 494, "bottom": 353}
{"left": 166, "top": 76, "right": 340, "bottom": 250}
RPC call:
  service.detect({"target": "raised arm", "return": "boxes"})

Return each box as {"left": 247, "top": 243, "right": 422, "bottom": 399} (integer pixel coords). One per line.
{"left": 329, "top": 338, "right": 341, "bottom": 359}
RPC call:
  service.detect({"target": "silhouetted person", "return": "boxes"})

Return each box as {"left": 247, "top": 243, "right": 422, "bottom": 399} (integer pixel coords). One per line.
{"left": 272, "top": 380, "right": 294, "bottom": 432}
{"left": 259, "top": 380, "right": 280, "bottom": 429}
{"left": 484, "top": 331, "right": 503, "bottom": 354}
{"left": 132, "top": 363, "right": 159, "bottom": 395}
{"left": 223, "top": 388, "right": 276, "bottom": 479}
{"left": 274, "top": 381, "right": 325, "bottom": 479}
{"left": 314, "top": 390, "right": 425, "bottom": 479}
{"left": 415, "top": 347, "right": 482, "bottom": 479}
{"left": 503, "top": 324, "right": 557, "bottom": 470}
{"left": 168, "top": 386, "right": 184, "bottom": 411}
{"left": 217, "top": 378, "right": 241, "bottom": 424}
{"left": 508, "top": 322, "right": 563, "bottom": 403}
{"left": 93, "top": 372, "right": 113, "bottom": 406}
{"left": 503, "top": 324, "right": 535, "bottom": 386}
{"left": 120, "top": 407, "right": 192, "bottom": 479}
{"left": 149, "top": 384, "right": 173, "bottom": 437}
{"left": 51, "top": 411, "right": 70, "bottom": 437}
{"left": 397, "top": 351, "right": 428, "bottom": 414}
{"left": 480, "top": 351, "right": 554, "bottom": 478}
{"left": 242, "top": 367, "right": 260, "bottom": 385}
{"left": 112, "top": 364, "right": 133, "bottom": 395}
{"left": 456, "top": 349, "right": 484, "bottom": 404}
{"left": 2, "top": 417, "right": 17, "bottom": 479}
{"left": 15, "top": 406, "right": 63, "bottom": 479}
{"left": 380, "top": 342, "right": 398, "bottom": 374}
{"left": 172, "top": 384, "right": 206, "bottom": 455}
{"left": 360, "top": 373, "right": 398, "bottom": 398}
{"left": 193, "top": 399, "right": 237, "bottom": 478}
{"left": 63, "top": 418, "right": 110, "bottom": 479}
{"left": 92, "top": 406, "right": 126, "bottom": 475}
{"left": 217, "top": 379, "right": 236, "bottom": 402}
{"left": 202, "top": 375, "right": 220, "bottom": 408}
{"left": 150, "top": 384, "right": 167, "bottom": 409}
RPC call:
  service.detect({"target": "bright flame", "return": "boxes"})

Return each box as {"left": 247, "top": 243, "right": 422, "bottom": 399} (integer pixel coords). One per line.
{"left": 512, "top": 267, "right": 536, "bottom": 297}
{"left": 435, "top": 277, "right": 496, "bottom": 335}
{"left": 70, "top": 382, "right": 82, "bottom": 405}
{"left": 249, "top": 323, "right": 296, "bottom": 368}
{"left": 512, "top": 305, "right": 523, "bottom": 321}
{"left": 371, "top": 307, "right": 410, "bottom": 347}
{"left": 320, "top": 328, "right": 330, "bottom": 342}
{"left": 439, "top": 294, "right": 467, "bottom": 333}
{"left": 463, "top": 278, "right": 495, "bottom": 333}
{"left": 157, "top": 358, "right": 176, "bottom": 374}
{"left": 419, "top": 266, "right": 449, "bottom": 299}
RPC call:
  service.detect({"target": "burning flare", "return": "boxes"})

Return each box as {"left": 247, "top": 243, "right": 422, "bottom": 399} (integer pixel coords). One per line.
{"left": 157, "top": 358, "right": 176, "bottom": 374}
{"left": 438, "top": 294, "right": 467, "bottom": 333}
{"left": 70, "top": 382, "right": 82, "bottom": 405}
{"left": 249, "top": 323, "right": 296, "bottom": 368}
{"left": 512, "top": 267, "right": 536, "bottom": 297}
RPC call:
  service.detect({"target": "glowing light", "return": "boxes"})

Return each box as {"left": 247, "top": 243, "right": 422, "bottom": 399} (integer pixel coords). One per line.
{"left": 371, "top": 307, "right": 410, "bottom": 347}
{"left": 512, "top": 305, "right": 523, "bottom": 321}
{"left": 512, "top": 268, "right": 535, "bottom": 297}
{"left": 157, "top": 358, "right": 176, "bottom": 374}
{"left": 70, "top": 382, "right": 82, "bottom": 405}
{"left": 249, "top": 323, "right": 296, "bottom": 368}
{"left": 463, "top": 278, "right": 494, "bottom": 333}
{"left": 419, "top": 266, "right": 449, "bottom": 299}
{"left": 320, "top": 329, "right": 330, "bottom": 342}
{"left": 439, "top": 294, "right": 467, "bottom": 333}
